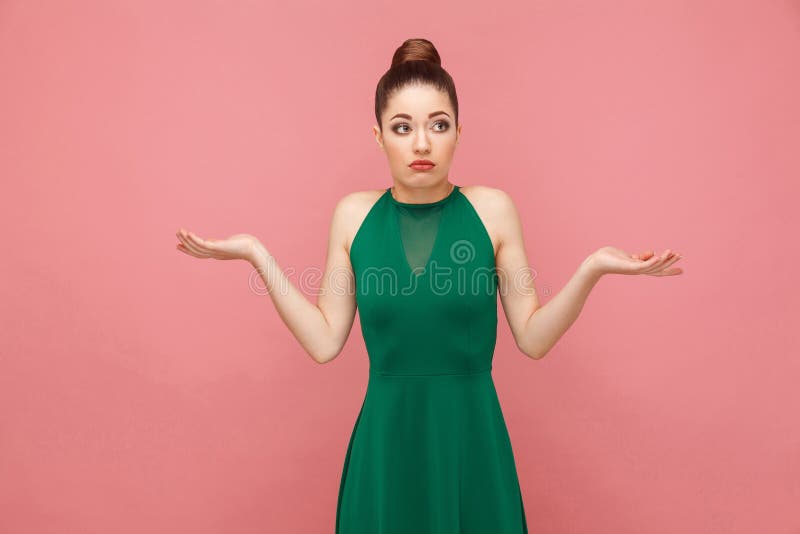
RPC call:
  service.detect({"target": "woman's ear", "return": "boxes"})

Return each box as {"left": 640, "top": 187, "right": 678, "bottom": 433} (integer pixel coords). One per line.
{"left": 373, "top": 125, "right": 384, "bottom": 150}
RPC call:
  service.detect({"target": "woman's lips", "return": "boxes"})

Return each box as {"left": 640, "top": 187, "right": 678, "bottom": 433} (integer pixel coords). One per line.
{"left": 409, "top": 161, "right": 435, "bottom": 171}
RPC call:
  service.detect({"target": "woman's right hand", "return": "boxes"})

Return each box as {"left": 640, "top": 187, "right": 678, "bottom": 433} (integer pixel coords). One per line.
{"left": 175, "top": 229, "right": 262, "bottom": 264}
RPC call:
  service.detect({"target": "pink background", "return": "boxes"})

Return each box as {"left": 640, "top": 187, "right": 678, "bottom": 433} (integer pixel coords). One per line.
{"left": 2, "top": 1, "right": 798, "bottom": 532}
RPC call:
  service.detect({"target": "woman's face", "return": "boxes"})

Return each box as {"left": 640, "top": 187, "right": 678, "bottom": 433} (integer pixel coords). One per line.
{"left": 373, "top": 84, "right": 461, "bottom": 188}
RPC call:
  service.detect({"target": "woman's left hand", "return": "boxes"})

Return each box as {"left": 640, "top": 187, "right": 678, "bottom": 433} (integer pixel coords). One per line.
{"left": 585, "top": 246, "right": 684, "bottom": 277}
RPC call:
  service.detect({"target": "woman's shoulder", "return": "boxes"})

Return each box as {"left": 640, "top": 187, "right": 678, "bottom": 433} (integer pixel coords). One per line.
{"left": 336, "top": 188, "right": 386, "bottom": 224}
{"left": 335, "top": 188, "right": 387, "bottom": 254}
{"left": 459, "top": 184, "right": 518, "bottom": 218}
{"left": 342, "top": 187, "right": 386, "bottom": 208}
{"left": 459, "top": 185, "right": 519, "bottom": 255}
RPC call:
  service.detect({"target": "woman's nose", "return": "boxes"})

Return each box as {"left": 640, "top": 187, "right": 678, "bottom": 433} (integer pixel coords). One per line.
{"left": 413, "top": 132, "right": 431, "bottom": 153}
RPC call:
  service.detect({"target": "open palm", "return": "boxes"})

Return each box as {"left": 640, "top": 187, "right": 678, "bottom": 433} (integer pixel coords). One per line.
{"left": 590, "top": 246, "right": 684, "bottom": 276}
{"left": 175, "top": 228, "right": 259, "bottom": 262}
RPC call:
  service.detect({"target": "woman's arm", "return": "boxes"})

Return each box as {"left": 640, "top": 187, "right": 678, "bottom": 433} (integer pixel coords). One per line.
{"left": 176, "top": 193, "right": 365, "bottom": 364}
{"left": 488, "top": 189, "right": 683, "bottom": 360}
{"left": 248, "top": 194, "right": 360, "bottom": 364}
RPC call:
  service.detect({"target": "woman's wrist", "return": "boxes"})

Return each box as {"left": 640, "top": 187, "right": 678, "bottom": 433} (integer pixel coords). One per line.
{"left": 247, "top": 240, "right": 271, "bottom": 266}
{"left": 579, "top": 253, "right": 605, "bottom": 282}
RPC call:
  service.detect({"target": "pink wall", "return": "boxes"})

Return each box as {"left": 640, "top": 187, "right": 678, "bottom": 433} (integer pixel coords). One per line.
{"left": 1, "top": 1, "right": 798, "bottom": 532}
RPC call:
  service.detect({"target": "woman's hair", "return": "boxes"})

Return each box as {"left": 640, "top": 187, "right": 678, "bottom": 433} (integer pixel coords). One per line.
{"left": 374, "top": 38, "right": 459, "bottom": 131}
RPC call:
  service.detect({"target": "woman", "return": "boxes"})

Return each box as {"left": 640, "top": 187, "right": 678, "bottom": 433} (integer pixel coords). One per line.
{"left": 176, "top": 38, "right": 683, "bottom": 533}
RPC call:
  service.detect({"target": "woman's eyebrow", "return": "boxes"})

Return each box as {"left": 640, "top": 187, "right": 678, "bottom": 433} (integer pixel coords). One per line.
{"left": 390, "top": 111, "right": 451, "bottom": 120}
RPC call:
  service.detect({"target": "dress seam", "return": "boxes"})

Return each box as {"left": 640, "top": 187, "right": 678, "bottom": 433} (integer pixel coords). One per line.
{"left": 369, "top": 366, "right": 492, "bottom": 377}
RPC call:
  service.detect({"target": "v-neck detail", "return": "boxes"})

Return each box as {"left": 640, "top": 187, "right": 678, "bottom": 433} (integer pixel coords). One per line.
{"left": 388, "top": 185, "right": 461, "bottom": 276}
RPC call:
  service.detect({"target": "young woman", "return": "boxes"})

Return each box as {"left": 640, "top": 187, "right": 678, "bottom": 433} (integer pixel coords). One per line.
{"left": 176, "top": 38, "right": 683, "bottom": 534}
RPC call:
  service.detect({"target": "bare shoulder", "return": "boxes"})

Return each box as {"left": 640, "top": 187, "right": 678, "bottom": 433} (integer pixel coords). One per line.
{"left": 334, "top": 188, "right": 386, "bottom": 254}
{"left": 459, "top": 185, "right": 519, "bottom": 255}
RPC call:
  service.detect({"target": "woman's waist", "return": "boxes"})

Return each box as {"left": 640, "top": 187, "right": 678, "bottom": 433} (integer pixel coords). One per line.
{"left": 368, "top": 366, "right": 492, "bottom": 377}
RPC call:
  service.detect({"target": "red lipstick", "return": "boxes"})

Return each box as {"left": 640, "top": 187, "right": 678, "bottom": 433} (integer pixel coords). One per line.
{"left": 409, "top": 159, "right": 435, "bottom": 171}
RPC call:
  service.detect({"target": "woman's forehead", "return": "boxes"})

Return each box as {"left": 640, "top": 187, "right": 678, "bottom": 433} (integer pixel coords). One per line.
{"left": 385, "top": 85, "right": 453, "bottom": 116}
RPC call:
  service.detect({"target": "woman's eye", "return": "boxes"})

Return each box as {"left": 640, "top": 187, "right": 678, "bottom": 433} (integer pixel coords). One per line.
{"left": 393, "top": 121, "right": 450, "bottom": 134}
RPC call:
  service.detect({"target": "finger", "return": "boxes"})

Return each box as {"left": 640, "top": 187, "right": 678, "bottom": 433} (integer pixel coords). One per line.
{"left": 186, "top": 231, "right": 210, "bottom": 250}
{"left": 641, "top": 255, "right": 672, "bottom": 274}
{"left": 653, "top": 253, "right": 682, "bottom": 273}
{"left": 178, "top": 230, "right": 211, "bottom": 258}
{"left": 659, "top": 266, "right": 683, "bottom": 276}
{"left": 176, "top": 242, "right": 209, "bottom": 259}
{"left": 187, "top": 231, "right": 223, "bottom": 254}
{"left": 648, "top": 264, "right": 683, "bottom": 276}
{"left": 176, "top": 230, "right": 196, "bottom": 251}
{"left": 178, "top": 235, "right": 210, "bottom": 257}
{"left": 641, "top": 249, "right": 673, "bottom": 273}
{"left": 630, "top": 253, "right": 663, "bottom": 272}
{"left": 186, "top": 231, "right": 236, "bottom": 259}
{"left": 176, "top": 242, "right": 208, "bottom": 259}
{"left": 632, "top": 250, "right": 654, "bottom": 261}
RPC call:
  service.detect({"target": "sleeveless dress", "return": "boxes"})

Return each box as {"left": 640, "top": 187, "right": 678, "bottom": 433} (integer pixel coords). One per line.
{"left": 336, "top": 184, "right": 528, "bottom": 533}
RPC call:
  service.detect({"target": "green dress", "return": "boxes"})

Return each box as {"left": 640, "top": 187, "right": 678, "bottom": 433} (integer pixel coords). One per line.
{"left": 336, "top": 184, "right": 528, "bottom": 533}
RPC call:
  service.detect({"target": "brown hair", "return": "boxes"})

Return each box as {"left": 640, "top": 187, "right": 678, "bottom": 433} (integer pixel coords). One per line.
{"left": 374, "top": 38, "right": 459, "bottom": 131}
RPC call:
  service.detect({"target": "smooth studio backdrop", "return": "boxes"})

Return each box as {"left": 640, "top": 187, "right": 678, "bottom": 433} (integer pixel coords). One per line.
{"left": 1, "top": 1, "right": 798, "bottom": 532}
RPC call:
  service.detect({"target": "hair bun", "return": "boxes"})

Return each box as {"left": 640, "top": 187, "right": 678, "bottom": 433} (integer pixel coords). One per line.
{"left": 390, "top": 38, "right": 441, "bottom": 68}
{"left": 375, "top": 37, "right": 458, "bottom": 130}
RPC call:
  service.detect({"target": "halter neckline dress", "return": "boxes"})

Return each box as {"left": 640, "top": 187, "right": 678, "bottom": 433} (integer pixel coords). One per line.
{"left": 336, "top": 183, "right": 528, "bottom": 533}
